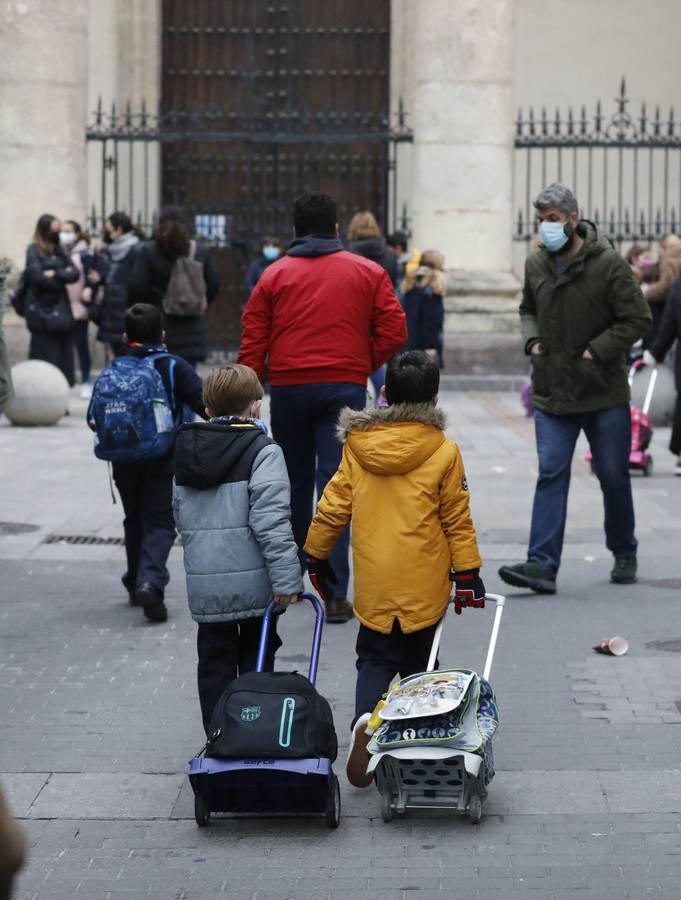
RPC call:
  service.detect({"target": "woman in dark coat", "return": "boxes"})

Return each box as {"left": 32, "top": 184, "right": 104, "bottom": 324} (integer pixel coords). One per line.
{"left": 402, "top": 249, "right": 446, "bottom": 368}
{"left": 347, "top": 210, "right": 398, "bottom": 398}
{"left": 94, "top": 211, "right": 138, "bottom": 357}
{"left": 648, "top": 274, "right": 681, "bottom": 472}
{"left": 347, "top": 210, "right": 398, "bottom": 286}
{"left": 127, "top": 206, "right": 220, "bottom": 363}
{"left": 24, "top": 214, "right": 79, "bottom": 384}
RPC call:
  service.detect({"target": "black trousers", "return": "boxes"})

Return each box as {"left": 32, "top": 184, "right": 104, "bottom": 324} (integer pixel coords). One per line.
{"left": 670, "top": 391, "right": 681, "bottom": 456}
{"left": 112, "top": 462, "right": 175, "bottom": 594}
{"left": 354, "top": 620, "right": 439, "bottom": 726}
{"left": 72, "top": 320, "right": 91, "bottom": 382}
{"left": 29, "top": 331, "right": 74, "bottom": 386}
{"left": 197, "top": 617, "right": 282, "bottom": 733}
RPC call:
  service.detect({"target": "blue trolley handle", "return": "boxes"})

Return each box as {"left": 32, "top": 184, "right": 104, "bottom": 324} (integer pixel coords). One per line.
{"left": 255, "top": 592, "right": 325, "bottom": 685}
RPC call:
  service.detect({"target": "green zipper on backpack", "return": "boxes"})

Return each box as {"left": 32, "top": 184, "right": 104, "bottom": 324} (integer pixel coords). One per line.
{"left": 279, "top": 697, "right": 296, "bottom": 748}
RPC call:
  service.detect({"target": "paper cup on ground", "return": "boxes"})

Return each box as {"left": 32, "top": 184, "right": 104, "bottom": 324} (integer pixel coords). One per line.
{"left": 593, "top": 636, "right": 629, "bottom": 656}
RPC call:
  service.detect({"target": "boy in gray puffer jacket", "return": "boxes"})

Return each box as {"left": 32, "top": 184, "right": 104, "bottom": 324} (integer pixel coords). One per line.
{"left": 173, "top": 364, "right": 302, "bottom": 732}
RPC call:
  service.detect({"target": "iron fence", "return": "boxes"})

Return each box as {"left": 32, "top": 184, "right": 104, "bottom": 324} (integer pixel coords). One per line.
{"left": 514, "top": 79, "right": 681, "bottom": 246}
{"left": 85, "top": 98, "right": 414, "bottom": 243}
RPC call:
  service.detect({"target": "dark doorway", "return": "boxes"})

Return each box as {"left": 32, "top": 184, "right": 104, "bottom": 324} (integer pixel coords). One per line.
{"left": 160, "top": 0, "right": 406, "bottom": 350}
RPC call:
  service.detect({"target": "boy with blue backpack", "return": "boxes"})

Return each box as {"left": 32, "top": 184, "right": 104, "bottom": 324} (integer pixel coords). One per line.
{"left": 87, "top": 303, "right": 204, "bottom": 623}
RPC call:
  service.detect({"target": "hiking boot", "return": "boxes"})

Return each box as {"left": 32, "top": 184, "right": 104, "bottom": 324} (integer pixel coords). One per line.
{"left": 123, "top": 575, "right": 142, "bottom": 606}
{"left": 498, "top": 559, "right": 556, "bottom": 594}
{"left": 610, "top": 555, "right": 637, "bottom": 585}
{"left": 325, "top": 597, "right": 354, "bottom": 624}
{"left": 346, "top": 713, "right": 373, "bottom": 788}
{"left": 136, "top": 583, "right": 168, "bottom": 623}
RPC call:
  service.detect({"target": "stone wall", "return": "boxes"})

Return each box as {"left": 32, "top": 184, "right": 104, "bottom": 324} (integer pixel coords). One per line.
{"left": 0, "top": 0, "right": 88, "bottom": 267}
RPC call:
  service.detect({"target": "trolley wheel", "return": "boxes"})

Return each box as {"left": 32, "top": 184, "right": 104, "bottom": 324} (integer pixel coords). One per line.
{"left": 467, "top": 793, "right": 483, "bottom": 825}
{"left": 380, "top": 791, "right": 394, "bottom": 823}
{"left": 194, "top": 793, "right": 210, "bottom": 828}
{"left": 643, "top": 458, "right": 653, "bottom": 476}
{"left": 325, "top": 774, "right": 341, "bottom": 829}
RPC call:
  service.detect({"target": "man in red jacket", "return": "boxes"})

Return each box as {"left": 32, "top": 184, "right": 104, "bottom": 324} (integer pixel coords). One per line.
{"left": 239, "top": 193, "right": 407, "bottom": 622}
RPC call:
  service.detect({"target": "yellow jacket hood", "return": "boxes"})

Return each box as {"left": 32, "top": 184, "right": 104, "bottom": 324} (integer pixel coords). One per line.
{"left": 338, "top": 403, "right": 447, "bottom": 476}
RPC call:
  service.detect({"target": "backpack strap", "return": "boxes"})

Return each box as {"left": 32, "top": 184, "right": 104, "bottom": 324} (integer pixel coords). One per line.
{"left": 145, "top": 351, "right": 179, "bottom": 419}
{"left": 188, "top": 240, "right": 197, "bottom": 262}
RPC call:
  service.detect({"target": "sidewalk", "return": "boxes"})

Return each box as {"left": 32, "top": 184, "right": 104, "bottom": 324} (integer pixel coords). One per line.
{"left": 2, "top": 389, "right": 681, "bottom": 899}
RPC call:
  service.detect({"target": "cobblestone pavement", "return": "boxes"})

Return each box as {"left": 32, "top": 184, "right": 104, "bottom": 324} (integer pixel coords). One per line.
{"left": 2, "top": 389, "right": 681, "bottom": 899}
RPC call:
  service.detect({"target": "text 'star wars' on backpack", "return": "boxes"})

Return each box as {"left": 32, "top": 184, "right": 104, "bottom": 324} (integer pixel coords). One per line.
{"left": 88, "top": 352, "right": 179, "bottom": 463}
{"left": 162, "top": 240, "right": 207, "bottom": 318}
{"left": 206, "top": 670, "right": 338, "bottom": 763}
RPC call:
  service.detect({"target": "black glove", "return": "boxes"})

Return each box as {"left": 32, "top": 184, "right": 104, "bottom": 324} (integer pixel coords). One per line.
{"left": 306, "top": 556, "right": 338, "bottom": 602}
{"left": 451, "top": 569, "right": 486, "bottom": 615}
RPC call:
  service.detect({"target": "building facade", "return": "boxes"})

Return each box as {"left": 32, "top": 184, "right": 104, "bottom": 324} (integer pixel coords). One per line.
{"left": 2, "top": 0, "right": 680, "bottom": 365}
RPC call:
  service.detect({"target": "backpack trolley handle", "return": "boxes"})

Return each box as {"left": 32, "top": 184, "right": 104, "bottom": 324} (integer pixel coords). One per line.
{"left": 256, "top": 592, "right": 324, "bottom": 685}
{"left": 426, "top": 593, "right": 506, "bottom": 680}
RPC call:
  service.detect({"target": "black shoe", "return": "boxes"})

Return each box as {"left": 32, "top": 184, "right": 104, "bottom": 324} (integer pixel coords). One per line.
{"left": 610, "top": 555, "right": 637, "bottom": 584}
{"left": 135, "top": 583, "right": 168, "bottom": 623}
{"left": 123, "top": 575, "right": 142, "bottom": 606}
{"left": 325, "top": 598, "right": 354, "bottom": 624}
{"left": 498, "top": 559, "right": 557, "bottom": 594}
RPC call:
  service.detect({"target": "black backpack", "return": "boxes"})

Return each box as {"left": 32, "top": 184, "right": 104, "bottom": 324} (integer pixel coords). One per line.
{"left": 206, "top": 670, "right": 337, "bottom": 761}
{"left": 205, "top": 594, "right": 338, "bottom": 762}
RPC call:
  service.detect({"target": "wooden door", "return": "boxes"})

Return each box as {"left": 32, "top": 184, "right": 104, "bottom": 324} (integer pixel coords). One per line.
{"left": 161, "top": 0, "right": 391, "bottom": 350}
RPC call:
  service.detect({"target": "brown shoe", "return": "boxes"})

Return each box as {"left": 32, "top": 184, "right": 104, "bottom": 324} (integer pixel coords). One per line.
{"left": 325, "top": 597, "right": 354, "bottom": 624}
{"left": 346, "top": 714, "right": 373, "bottom": 787}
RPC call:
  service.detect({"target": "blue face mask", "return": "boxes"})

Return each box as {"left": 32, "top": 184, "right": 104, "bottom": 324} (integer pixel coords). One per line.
{"left": 539, "top": 220, "right": 569, "bottom": 253}
{"left": 263, "top": 245, "right": 280, "bottom": 262}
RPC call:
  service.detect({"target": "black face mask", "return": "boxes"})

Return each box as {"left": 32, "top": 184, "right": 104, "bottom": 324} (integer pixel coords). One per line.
{"left": 49, "top": 231, "right": 60, "bottom": 245}
{"left": 102, "top": 230, "right": 113, "bottom": 244}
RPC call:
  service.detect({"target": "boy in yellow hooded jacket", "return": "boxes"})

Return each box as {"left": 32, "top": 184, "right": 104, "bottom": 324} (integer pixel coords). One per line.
{"left": 304, "top": 350, "right": 485, "bottom": 787}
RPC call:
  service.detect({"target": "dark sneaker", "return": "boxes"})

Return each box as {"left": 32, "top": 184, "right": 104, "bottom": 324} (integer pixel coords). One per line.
{"left": 123, "top": 575, "right": 142, "bottom": 607}
{"left": 136, "top": 583, "right": 168, "bottom": 623}
{"left": 610, "top": 555, "right": 637, "bottom": 584}
{"left": 675, "top": 458, "right": 681, "bottom": 477}
{"left": 346, "top": 713, "right": 373, "bottom": 788}
{"left": 498, "top": 559, "right": 556, "bottom": 594}
{"left": 325, "top": 598, "right": 354, "bottom": 624}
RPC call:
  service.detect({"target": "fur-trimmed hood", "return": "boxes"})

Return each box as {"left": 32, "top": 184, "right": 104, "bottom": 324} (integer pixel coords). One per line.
{"left": 337, "top": 403, "right": 447, "bottom": 476}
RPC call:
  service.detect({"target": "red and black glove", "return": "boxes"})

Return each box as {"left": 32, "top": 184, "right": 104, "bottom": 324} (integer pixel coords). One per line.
{"left": 306, "top": 556, "right": 338, "bottom": 602}
{"left": 451, "top": 569, "right": 486, "bottom": 615}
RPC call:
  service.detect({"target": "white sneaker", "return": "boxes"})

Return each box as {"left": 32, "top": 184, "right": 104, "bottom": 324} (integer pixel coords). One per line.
{"left": 80, "top": 383, "right": 92, "bottom": 400}
{"left": 346, "top": 713, "right": 373, "bottom": 788}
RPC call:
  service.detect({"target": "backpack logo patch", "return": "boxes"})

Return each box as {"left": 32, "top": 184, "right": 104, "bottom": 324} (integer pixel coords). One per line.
{"left": 240, "top": 705, "right": 262, "bottom": 722}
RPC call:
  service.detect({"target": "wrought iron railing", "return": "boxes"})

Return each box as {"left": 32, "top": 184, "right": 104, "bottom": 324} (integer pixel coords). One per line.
{"left": 85, "top": 98, "right": 413, "bottom": 242}
{"left": 514, "top": 79, "right": 681, "bottom": 245}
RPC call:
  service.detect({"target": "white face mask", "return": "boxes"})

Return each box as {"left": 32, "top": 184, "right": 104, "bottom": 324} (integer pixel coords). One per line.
{"left": 60, "top": 231, "right": 77, "bottom": 247}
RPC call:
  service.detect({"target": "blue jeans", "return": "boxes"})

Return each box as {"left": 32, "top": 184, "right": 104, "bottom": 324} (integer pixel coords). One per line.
{"left": 528, "top": 405, "right": 637, "bottom": 573}
{"left": 270, "top": 382, "right": 366, "bottom": 599}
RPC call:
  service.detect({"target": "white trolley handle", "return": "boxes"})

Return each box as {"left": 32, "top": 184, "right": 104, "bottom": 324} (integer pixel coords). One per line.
{"left": 641, "top": 366, "right": 658, "bottom": 417}
{"left": 482, "top": 594, "right": 506, "bottom": 681}
{"left": 426, "top": 593, "right": 507, "bottom": 677}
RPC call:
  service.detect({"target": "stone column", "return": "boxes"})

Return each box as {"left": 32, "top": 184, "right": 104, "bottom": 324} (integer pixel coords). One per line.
{"left": 392, "top": 0, "right": 523, "bottom": 375}
{"left": 0, "top": 0, "right": 89, "bottom": 267}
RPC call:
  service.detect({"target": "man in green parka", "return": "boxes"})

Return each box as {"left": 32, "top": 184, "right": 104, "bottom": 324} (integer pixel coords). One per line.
{"left": 499, "top": 183, "right": 652, "bottom": 594}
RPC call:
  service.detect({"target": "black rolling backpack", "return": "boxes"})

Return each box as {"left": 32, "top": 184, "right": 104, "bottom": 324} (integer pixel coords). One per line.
{"left": 205, "top": 596, "right": 338, "bottom": 762}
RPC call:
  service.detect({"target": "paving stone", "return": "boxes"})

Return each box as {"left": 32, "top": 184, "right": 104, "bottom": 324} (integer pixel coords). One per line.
{"left": 28, "top": 773, "right": 184, "bottom": 820}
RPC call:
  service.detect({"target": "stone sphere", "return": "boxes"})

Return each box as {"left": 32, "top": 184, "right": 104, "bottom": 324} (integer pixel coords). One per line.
{"left": 630, "top": 363, "right": 676, "bottom": 426}
{"left": 4, "top": 360, "right": 70, "bottom": 426}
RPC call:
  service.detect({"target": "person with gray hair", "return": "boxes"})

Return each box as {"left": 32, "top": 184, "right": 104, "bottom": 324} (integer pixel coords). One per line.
{"left": 499, "top": 182, "right": 651, "bottom": 594}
